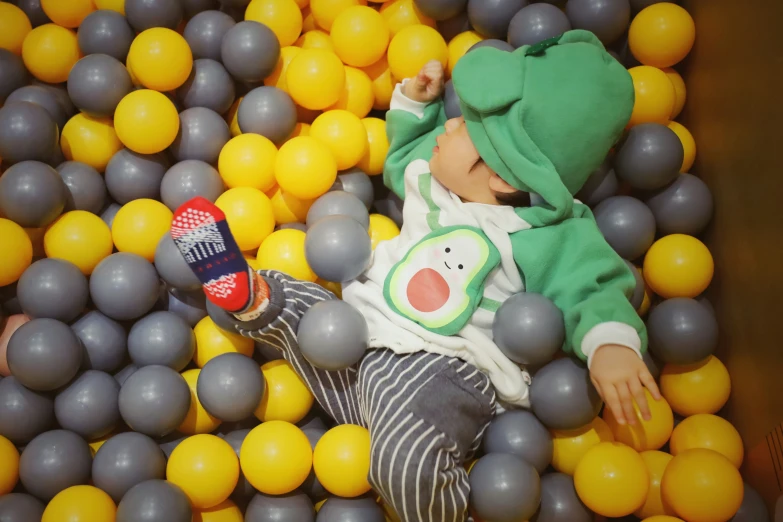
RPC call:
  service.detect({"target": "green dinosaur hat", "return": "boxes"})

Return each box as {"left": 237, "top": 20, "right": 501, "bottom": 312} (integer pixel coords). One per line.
{"left": 451, "top": 30, "right": 634, "bottom": 225}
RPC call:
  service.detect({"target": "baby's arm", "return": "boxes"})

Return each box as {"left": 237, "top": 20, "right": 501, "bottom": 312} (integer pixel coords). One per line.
{"left": 384, "top": 60, "right": 448, "bottom": 200}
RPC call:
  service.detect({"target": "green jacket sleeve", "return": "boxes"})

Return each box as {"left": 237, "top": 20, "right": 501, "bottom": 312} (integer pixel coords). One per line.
{"left": 510, "top": 212, "right": 648, "bottom": 362}
{"left": 383, "top": 98, "right": 446, "bottom": 200}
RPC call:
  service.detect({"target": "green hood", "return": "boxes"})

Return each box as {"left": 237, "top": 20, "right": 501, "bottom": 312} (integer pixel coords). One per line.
{"left": 451, "top": 30, "right": 634, "bottom": 226}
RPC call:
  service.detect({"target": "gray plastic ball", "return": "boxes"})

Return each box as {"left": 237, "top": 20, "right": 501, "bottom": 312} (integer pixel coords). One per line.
{"left": 374, "top": 192, "right": 403, "bottom": 228}
{"left": 593, "top": 195, "right": 656, "bottom": 260}
{"left": 645, "top": 173, "right": 713, "bottom": 236}
{"left": 184, "top": 10, "right": 236, "bottom": 61}
{"left": 625, "top": 260, "right": 645, "bottom": 310}
{"left": 648, "top": 297, "right": 718, "bottom": 365}
{"left": 92, "top": 432, "right": 167, "bottom": 503}
{"left": 508, "top": 3, "right": 572, "bottom": 48}
{"left": 615, "top": 123, "right": 684, "bottom": 190}
{"left": 157, "top": 432, "right": 188, "bottom": 459}
{"left": 643, "top": 350, "right": 660, "bottom": 380}
{"left": 176, "top": 59, "right": 236, "bottom": 115}
{"left": 90, "top": 253, "right": 161, "bottom": 321}
{"left": 67, "top": 54, "right": 133, "bottom": 118}
{"left": 317, "top": 496, "right": 384, "bottom": 522}
{"left": 183, "top": 0, "right": 220, "bottom": 17}
{"left": 468, "top": 0, "right": 527, "bottom": 39}
{"left": 576, "top": 158, "right": 618, "bottom": 207}
{"left": 493, "top": 293, "right": 565, "bottom": 367}
{"left": 57, "top": 161, "right": 107, "bottom": 214}
{"left": 221, "top": 21, "right": 281, "bottom": 83}
{"left": 166, "top": 289, "right": 208, "bottom": 327}
{"left": 437, "top": 11, "right": 471, "bottom": 42}
{"left": 444, "top": 79, "right": 462, "bottom": 119}
{"left": 0, "top": 160, "right": 68, "bottom": 227}
{"left": 125, "top": 0, "right": 183, "bottom": 31}
{"left": 7, "top": 318, "right": 83, "bottom": 392}
{"left": 730, "top": 483, "right": 770, "bottom": 522}
{"left": 483, "top": 410, "right": 553, "bottom": 473}
{"left": 160, "top": 160, "right": 224, "bottom": 211}
{"left": 170, "top": 108, "right": 231, "bottom": 164}
{"left": 300, "top": 428, "right": 327, "bottom": 500}
{"left": 155, "top": 233, "right": 202, "bottom": 291}
{"left": 127, "top": 311, "right": 195, "bottom": 371}
{"left": 245, "top": 491, "right": 315, "bottom": 522}
{"left": 306, "top": 191, "right": 370, "bottom": 229}
{"left": 105, "top": 148, "right": 169, "bottom": 204}
{"left": 32, "top": 81, "right": 76, "bottom": 119}
{"left": 101, "top": 202, "right": 122, "bottom": 229}
{"left": 0, "top": 376, "right": 54, "bottom": 445}
{"left": 16, "top": 0, "right": 51, "bottom": 27}
{"left": 222, "top": 428, "right": 258, "bottom": 499}
{"left": 19, "top": 429, "right": 92, "bottom": 501}
{"left": 114, "top": 364, "right": 139, "bottom": 387}
{"left": 78, "top": 9, "right": 135, "bottom": 61}
{"left": 6, "top": 85, "right": 69, "bottom": 130}
{"left": 71, "top": 311, "right": 128, "bottom": 373}
{"left": 278, "top": 222, "right": 308, "bottom": 232}
{"left": 530, "top": 357, "right": 602, "bottom": 430}
{"left": 0, "top": 50, "right": 29, "bottom": 105}
{"left": 531, "top": 472, "right": 591, "bottom": 522}
{"left": 297, "top": 408, "right": 328, "bottom": 431}
{"left": 298, "top": 300, "right": 368, "bottom": 371}
{"left": 565, "top": 0, "right": 631, "bottom": 45}
{"left": 469, "top": 453, "right": 541, "bottom": 522}
{"left": 237, "top": 86, "right": 297, "bottom": 144}
{"left": 116, "top": 479, "right": 193, "bottom": 522}
{"left": 17, "top": 258, "right": 89, "bottom": 322}
{"left": 197, "top": 353, "right": 264, "bottom": 421}
{"left": 0, "top": 493, "right": 45, "bottom": 522}
{"left": 413, "top": 0, "right": 467, "bottom": 21}
{"left": 119, "top": 365, "right": 191, "bottom": 437}
{"left": 54, "top": 370, "right": 120, "bottom": 439}
{"left": 331, "top": 169, "right": 374, "bottom": 210}
{"left": 0, "top": 102, "right": 59, "bottom": 164}
{"left": 305, "top": 215, "right": 372, "bottom": 283}
{"left": 469, "top": 39, "right": 515, "bottom": 52}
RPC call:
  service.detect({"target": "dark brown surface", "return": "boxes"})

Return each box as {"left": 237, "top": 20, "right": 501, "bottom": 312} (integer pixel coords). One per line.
{"left": 680, "top": 0, "right": 783, "bottom": 498}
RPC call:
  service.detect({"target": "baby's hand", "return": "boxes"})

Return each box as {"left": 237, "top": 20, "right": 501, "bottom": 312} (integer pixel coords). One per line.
{"left": 402, "top": 60, "right": 445, "bottom": 104}
{"left": 589, "top": 344, "right": 661, "bottom": 426}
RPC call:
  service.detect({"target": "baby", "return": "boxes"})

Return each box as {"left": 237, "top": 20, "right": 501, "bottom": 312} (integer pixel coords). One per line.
{"left": 171, "top": 29, "right": 659, "bottom": 522}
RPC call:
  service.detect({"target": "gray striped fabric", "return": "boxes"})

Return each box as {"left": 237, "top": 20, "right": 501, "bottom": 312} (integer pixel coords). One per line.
{"left": 236, "top": 270, "right": 497, "bottom": 522}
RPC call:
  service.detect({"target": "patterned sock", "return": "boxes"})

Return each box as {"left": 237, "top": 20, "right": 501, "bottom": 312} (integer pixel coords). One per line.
{"left": 171, "top": 197, "right": 268, "bottom": 316}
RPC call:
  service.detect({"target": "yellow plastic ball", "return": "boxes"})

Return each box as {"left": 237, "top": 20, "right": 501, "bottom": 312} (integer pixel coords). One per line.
{"left": 660, "top": 355, "right": 731, "bottom": 417}
{"left": 628, "top": 66, "right": 676, "bottom": 127}
{"left": 295, "top": 0, "right": 309, "bottom": 8}
{"left": 256, "top": 229, "right": 317, "bottom": 280}
{"left": 240, "top": 421, "right": 313, "bottom": 495}
{"left": 42, "top": 485, "right": 116, "bottom": 522}
{"left": 296, "top": 104, "right": 322, "bottom": 124}
{"left": 313, "top": 424, "right": 372, "bottom": 497}
{"left": 663, "top": 68, "right": 686, "bottom": 119}
{"left": 629, "top": 3, "right": 695, "bottom": 68}
{"left": 0, "top": 435, "right": 19, "bottom": 495}
{"left": 265, "top": 46, "right": 302, "bottom": 93}
{"left": 288, "top": 122, "right": 311, "bottom": 141}
{"left": 447, "top": 30, "right": 483, "bottom": 77}
{"left": 310, "top": 0, "right": 367, "bottom": 31}
{"left": 310, "top": 110, "right": 368, "bottom": 170}
{"left": 0, "top": 3, "right": 32, "bottom": 55}
{"left": 661, "top": 449, "right": 743, "bottom": 522}
{"left": 179, "top": 369, "right": 222, "bottom": 435}
{"left": 379, "top": 0, "right": 436, "bottom": 36}
{"left": 275, "top": 136, "right": 338, "bottom": 199}
{"left": 328, "top": 66, "right": 375, "bottom": 118}
{"left": 369, "top": 214, "right": 400, "bottom": 250}
{"left": 246, "top": 0, "right": 303, "bottom": 47}
{"left": 111, "top": 199, "right": 172, "bottom": 262}
{"left": 25, "top": 227, "right": 46, "bottom": 259}
{"left": 387, "top": 25, "right": 448, "bottom": 81}
{"left": 0, "top": 219, "right": 33, "bottom": 287}
{"left": 669, "top": 413, "right": 743, "bottom": 468}
{"left": 88, "top": 431, "right": 120, "bottom": 456}
{"left": 635, "top": 451, "right": 676, "bottom": 520}
{"left": 215, "top": 187, "right": 276, "bottom": 251}
{"left": 95, "top": 0, "right": 125, "bottom": 14}
{"left": 127, "top": 28, "right": 193, "bottom": 91}
{"left": 642, "top": 517, "right": 685, "bottom": 522}
{"left": 44, "top": 210, "right": 113, "bottom": 275}
{"left": 61, "top": 113, "right": 123, "bottom": 172}
{"left": 643, "top": 234, "right": 714, "bottom": 299}
{"left": 269, "top": 187, "right": 315, "bottom": 225}
{"left": 362, "top": 56, "right": 395, "bottom": 111}
{"left": 286, "top": 49, "right": 346, "bottom": 110}
{"left": 219, "top": 134, "right": 278, "bottom": 191}
{"left": 302, "top": 6, "right": 317, "bottom": 32}
{"left": 226, "top": 97, "right": 243, "bottom": 136}
{"left": 667, "top": 121, "right": 696, "bottom": 173}
{"left": 193, "top": 316, "right": 255, "bottom": 367}
{"left": 255, "top": 359, "right": 315, "bottom": 423}
{"left": 357, "top": 117, "right": 390, "bottom": 175}
{"left": 296, "top": 30, "right": 334, "bottom": 52}
{"left": 574, "top": 442, "right": 649, "bottom": 518}
{"left": 114, "top": 90, "right": 180, "bottom": 155}
{"left": 41, "top": 0, "right": 95, "bottom": 28}
{"left": 167, "top": 434, "right": 239, "bottom": 509}
{"left": 317, "top": 278, "right": 342, "bottom": 298}
{"left": 193, "top": 499, "right": 244, "bottom": 522}
{"left": 551, "top": 416, "right": 615, "bottom": 476}
{"left": 603, "top": 389, "right": 674, "bottom": 452}
{"left": 22, "top": 24, "right": 81, "bottom": 84}
{"left": 331, "top": 6, "right": 390, "bottom": 67}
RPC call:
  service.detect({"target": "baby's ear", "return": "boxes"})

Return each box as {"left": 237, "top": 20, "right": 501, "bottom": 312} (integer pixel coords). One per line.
{"left": 488, "top": 173, "right": 517, "bottom": 195}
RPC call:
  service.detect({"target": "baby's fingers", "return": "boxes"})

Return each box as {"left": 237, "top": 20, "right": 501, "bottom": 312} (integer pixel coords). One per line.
{"left": 599, "top": 382, "right": 627, "bottom": 425}
{"left": 629, "top": 377, "right": 651, "bottom": 421}
{"left": 639, "top": 367, "right": 662, "bottom": 400}
{"left": 616, "top": 382, "right": 638, "bottom": 425}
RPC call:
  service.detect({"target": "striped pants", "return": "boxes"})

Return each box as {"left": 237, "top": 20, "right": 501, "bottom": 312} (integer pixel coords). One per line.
{"left": 235, "top": 271, "right": 497, "bottom": 522}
